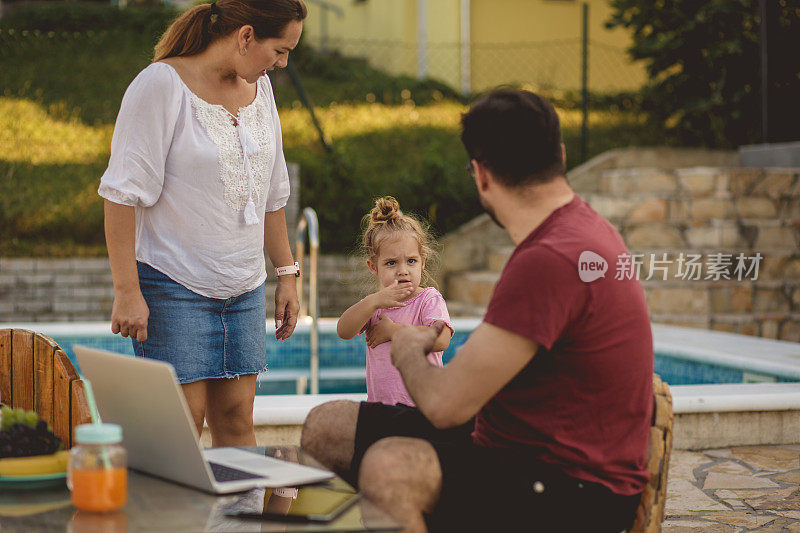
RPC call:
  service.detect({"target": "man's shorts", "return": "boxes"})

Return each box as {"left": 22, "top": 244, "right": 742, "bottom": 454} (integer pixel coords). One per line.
{"left": 353, "top": 402, "right": 641, "bottom": 533}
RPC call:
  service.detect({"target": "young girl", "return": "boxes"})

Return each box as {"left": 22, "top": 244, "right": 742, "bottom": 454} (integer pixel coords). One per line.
{"left": 337, "top": 196, "right": 453, "bottom": 406}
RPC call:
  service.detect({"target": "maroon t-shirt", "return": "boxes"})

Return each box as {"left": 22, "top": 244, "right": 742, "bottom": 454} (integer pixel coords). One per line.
{"left": 473, "top": 195, "right": 653, "bottom": 496}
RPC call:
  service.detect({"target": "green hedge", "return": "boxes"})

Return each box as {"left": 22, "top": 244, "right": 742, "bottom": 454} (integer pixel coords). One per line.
{"left": 0, "top": 2, "right": 178, "bottom": 34}
{"left": 287, "top": 126, "right": 481, "bottom": 253}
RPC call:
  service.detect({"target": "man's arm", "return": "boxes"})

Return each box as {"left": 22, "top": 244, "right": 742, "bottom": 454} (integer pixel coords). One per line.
{"left": 391, "top": 321, "right": 537, "bottom": 429}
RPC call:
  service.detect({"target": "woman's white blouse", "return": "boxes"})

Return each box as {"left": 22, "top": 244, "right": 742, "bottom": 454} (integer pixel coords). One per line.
{"left": 98, "top": 62, "right": 290, "bottom": 299}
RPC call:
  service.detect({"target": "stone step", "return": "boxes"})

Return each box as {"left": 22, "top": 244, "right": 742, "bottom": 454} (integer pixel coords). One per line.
{"left": 446, "top": 270, "right": 500, "bottom": 308}
{"left": 596, "top": 167, "right": 798, "bottom": 199}
{"left": 582, "top": 193, "right": 796, "bottom": 225}
{"left": 620, "top": 219, "right": 797, "bottom": 251}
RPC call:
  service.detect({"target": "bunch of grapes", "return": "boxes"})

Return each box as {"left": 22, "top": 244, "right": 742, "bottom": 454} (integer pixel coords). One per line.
{"left": 0, "top": 405, "right": 61, "bottom": 458}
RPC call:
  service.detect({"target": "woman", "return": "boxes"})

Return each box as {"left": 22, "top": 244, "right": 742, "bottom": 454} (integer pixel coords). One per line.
{"left": 100, "top": 0, "right": 307, "bottom": 446}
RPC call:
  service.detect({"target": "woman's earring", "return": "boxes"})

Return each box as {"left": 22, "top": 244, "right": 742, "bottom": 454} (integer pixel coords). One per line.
{"left": 239, "top": 47, "right": 247, "bottom": 56}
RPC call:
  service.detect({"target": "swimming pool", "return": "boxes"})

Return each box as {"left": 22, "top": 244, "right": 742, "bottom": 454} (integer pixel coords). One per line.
{"left": 18, "top": 319, "right": 799, "bottom": 395}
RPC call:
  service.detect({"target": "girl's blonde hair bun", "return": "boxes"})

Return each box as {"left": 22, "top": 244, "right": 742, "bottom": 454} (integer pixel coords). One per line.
{"left": 370, "top": 196, "right": 401, "bottom": 224}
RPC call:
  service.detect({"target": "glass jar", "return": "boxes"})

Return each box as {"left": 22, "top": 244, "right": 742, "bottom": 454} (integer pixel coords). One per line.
{"left": 68, "top": 423, "right": 128, "bottom": 513}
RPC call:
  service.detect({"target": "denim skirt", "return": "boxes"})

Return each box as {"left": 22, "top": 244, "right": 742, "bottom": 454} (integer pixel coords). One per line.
{"left": 132, "top": 262, "right": 268, "bottom": 384}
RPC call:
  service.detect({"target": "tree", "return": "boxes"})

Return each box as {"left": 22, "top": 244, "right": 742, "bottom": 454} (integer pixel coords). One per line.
{"left": 606, "top": 0, "right": 800, "bottom": 148}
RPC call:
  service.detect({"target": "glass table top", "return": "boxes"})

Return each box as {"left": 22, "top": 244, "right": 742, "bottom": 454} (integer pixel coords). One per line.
{"left": 0, "top": 446, "right": 401, "bottom": 532}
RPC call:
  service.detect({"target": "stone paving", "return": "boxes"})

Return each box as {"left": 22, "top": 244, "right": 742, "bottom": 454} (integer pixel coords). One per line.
{"left": 665, "top": 445, "right": 800, "bottom": 532}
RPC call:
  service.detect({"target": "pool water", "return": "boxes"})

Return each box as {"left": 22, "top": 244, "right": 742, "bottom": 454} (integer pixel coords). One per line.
{"left": 53, "top": 329, "right": 797, "bottom": 395}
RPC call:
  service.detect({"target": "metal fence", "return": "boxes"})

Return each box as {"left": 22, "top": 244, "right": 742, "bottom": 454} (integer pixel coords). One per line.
{"left": 1, "top": 26, "right": 647, "bottom": 160}
{"left": 307, "top": 38, "right": 646, "bottom": 93}
{"left": 306, "top": 37, "right": 645, "bottom": 96}
{"left": 0, "top": 28, "right": 644, "bottom": 101}
{"left": 295, "top": 34, "right": 646, "bottom": 160}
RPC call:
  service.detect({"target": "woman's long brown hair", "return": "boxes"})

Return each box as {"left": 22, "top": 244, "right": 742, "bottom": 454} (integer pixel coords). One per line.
{"left": 154, "top": 0, "right": 307, "bottom": 61}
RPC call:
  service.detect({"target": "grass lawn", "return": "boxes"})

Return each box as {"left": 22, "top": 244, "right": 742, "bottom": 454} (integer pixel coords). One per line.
{"left": 0, "top": 93, "right": 656, "bottom": 256}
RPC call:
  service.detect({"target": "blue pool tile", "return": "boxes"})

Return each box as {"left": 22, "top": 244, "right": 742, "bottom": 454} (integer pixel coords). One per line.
{"left": 52, "top": 330, "right": 796, "bottom": 394}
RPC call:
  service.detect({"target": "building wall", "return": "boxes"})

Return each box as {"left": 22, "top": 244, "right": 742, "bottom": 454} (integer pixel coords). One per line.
{"left": 301, "top": 0, "right": 647, "bottom": 93}
{"left": 304, "top": 0, "right": 418, "bottom": 77}
{"left": 470, "top": 0, "right": 647, "bottom": 91}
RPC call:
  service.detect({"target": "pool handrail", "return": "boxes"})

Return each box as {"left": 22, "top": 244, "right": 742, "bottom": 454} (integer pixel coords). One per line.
{"left": 296, "top": 207, "right": 320, "bottom": 394}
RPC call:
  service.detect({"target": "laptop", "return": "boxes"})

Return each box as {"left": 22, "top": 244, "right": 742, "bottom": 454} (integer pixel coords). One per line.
{"left": 73, "top": 345, "right": 335, "bottom": 494}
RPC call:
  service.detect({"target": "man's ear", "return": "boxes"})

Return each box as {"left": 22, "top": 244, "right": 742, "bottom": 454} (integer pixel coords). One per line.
{"left": 367, "top": 259, "right": 377, "bottom": 275}
{"left": 473, "top": 160, "right": 490, "bottom": 192}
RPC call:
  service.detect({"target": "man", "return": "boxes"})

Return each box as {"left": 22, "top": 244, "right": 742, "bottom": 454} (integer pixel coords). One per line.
{"left": 301, "top": 90, "right": 654, "bottom": 532}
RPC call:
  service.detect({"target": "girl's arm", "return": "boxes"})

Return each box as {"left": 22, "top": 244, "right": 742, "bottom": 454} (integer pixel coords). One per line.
{"left": 367, "top": 320, "right": 451, "bottom": 350}
{"left": 104, "top": 200, "right": 149, "bottom": 342}
{"left": 337, "top": 294, "right": 379, "bottom": 340}
{"left": 338, "top": 281, "right": 415, "bottom": 340}
{"left": 428, "top": 325, "right": 451, "bottom": 352}
{"left": 265, "top": 208, "right": 299, "bottom": 341}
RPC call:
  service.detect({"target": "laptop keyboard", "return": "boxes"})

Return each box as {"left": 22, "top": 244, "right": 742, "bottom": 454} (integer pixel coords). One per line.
{"left": 209, "top": 461, "right": 269, "bottom": 482}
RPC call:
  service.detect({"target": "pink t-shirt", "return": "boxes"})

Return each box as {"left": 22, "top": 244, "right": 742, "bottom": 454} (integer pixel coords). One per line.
{"left": 361, "top": 287, "right": 453, "bottom": 406}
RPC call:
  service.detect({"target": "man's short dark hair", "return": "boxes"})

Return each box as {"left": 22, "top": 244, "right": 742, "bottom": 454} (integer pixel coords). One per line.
{"left": 461, "top": 89, "right": 565, "bottom": 186}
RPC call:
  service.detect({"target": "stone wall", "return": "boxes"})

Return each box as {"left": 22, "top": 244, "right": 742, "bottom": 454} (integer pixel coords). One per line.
{"left": 441, "top": 148, "right": 800, "bottom": 342}
{"left": 584, "top": 166, "right": 799, "bottom": 341}
{"left": 0, "top": 255, "right": 365, "bottom": 323}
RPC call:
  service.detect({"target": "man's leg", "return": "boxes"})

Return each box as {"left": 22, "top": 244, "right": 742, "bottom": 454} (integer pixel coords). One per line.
{"left": 300, "top": 400, "right": 359, "bottom": 474}
{"left": 302, "top": 401, "right": 474, "bottom": 488}
{"left": 358, "top": 437, "right": 442, "bottom": 533}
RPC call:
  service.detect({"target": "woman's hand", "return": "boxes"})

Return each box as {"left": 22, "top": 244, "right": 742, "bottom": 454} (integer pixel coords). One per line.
{"left": 274, "top": 277, "right": 299, "bottom": 341}
{"left": 372, "top": 280, "right": 414, "bottom": 309}
{"left": 111, "top": 288, "right": 149, "bottom": 342}
{"left": 366, "top": 315, "right": 400, "bottom": 348}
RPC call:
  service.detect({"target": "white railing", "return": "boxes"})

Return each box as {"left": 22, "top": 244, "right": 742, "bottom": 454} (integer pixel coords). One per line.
{"left": 296, "top": 207, "right": 320, "bottom": 394}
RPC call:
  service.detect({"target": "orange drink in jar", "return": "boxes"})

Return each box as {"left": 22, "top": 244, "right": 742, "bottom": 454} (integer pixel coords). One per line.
{"left": 68, "top": 424, "right": 128, "bottom": 513}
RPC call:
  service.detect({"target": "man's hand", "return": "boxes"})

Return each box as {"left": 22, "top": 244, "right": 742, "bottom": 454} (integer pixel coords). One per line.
{"left": 372, "top": 280, "right": 414, "bottom": 309}
{"left": 366, "top": 315, "right": 399, "bottom": 348}
{"left": 110, "top": 288, "right": 149, "bottom": 342}
{"left": 390, "top": 320, "right": 445, "bottom": 367}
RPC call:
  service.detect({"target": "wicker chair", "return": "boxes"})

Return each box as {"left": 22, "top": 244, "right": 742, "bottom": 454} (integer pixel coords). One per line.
{"left": 0, "top": 329, "right": 92, "bottom": 448}
{"left": 629, "top": 373, "right": 674, "bottom": 533}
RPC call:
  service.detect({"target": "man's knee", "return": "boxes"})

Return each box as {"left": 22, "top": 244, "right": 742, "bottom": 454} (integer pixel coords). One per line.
{"left": 359, "top": 437, "right": 442, "bottom": 521}
{"left": 301, "top": 401, "right": 357, "bottom": 443}
{"left": 359, "top": 437, "right": 441, "bottom": 495}
{"left": 300, "top": 400, "right": 360, "bottom": 470}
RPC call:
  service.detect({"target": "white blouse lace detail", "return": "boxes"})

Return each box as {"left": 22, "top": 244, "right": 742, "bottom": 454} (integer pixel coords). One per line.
{"left": 97, "top": 62, "right": 291, "bottom": 299}
{"left": 190, "top": 92, "right": 275, "bottom": 214}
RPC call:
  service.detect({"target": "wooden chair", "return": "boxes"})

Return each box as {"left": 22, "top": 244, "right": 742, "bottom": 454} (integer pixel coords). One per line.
{"left": 629, "top": 373, "right": 674, "bottom": 533}
{"left": 0, "top": 329, "right": 92, "bottom": 449}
